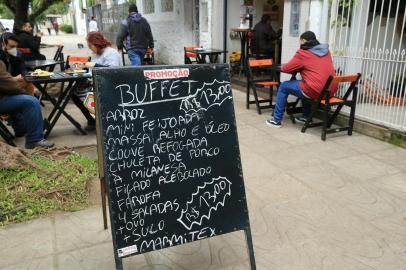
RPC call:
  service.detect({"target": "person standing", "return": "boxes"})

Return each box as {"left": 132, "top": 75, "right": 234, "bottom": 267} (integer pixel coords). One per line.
{"left": 15, "top": 21, "right": 46, "bottom": 61}
{"left": 53, "top": 20, "right": 59, "bottom": 35}
{"left": 88, "top": 16, "right": 99, "bottom": 32}
{"left": 45, "top": 20, "right": 53, "bottom": 35}
{"left": 116, "top": 4, "right": 154, "bottom": 66}
{"left": 266, "top": 31, "right": 336, "bottom": 128}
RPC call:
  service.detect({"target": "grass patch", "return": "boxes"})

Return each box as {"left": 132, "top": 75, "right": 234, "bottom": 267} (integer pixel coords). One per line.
{"left": 0, "top": 153, "right": 97, "bottom": 226}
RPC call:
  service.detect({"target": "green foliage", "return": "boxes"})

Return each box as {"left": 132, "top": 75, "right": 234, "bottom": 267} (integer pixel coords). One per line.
{"left": 60, "top": 24, "right": 73, "bottom": 33}
{"left": 329, "top": 0, "right": 359, "bottom": 28}
{"left": 0, "top": 153, "right": 97, "bottom": 226}
{"left": 0, "top": 3, "right": 13, "bottom": 19}
{"left": 36, "top": 1, "right": 70, "bottom": 22}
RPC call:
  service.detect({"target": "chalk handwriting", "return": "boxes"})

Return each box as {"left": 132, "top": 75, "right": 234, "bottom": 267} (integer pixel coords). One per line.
{"left": 177, "top": 176, "right": 231, "bottom": 230}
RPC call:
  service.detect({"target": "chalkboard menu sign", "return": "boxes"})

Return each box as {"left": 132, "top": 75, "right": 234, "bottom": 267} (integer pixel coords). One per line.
{"left": 94, "top": 64, "right": 253, "bottom": 263}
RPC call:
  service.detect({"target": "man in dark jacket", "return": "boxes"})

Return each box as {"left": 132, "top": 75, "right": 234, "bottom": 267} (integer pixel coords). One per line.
{"left": 251, "top": 15, "right": 281, "bottom": 58}
{"left": 15, "top": 21, "right": 46, "bottom": 61}
{"left": 266, "top": 31, "right": 336, "bottom": 128}
{"left": 116, "top": 4, "right": 154, "bottom": 66}
{"left": 0, "top": 32, "right": 27, "bottom": 76}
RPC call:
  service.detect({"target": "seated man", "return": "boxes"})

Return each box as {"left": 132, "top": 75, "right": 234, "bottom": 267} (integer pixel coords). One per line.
{"left": 15, "top": 21, "right": 46, "bottom": 61}
{"left": 266, "top": 31, "right": 336, "bottom": 128}
{"left": 251, "top": 15, "right": 282, "bottom": 58}
{"left": 0, "top": 58, "right": 53, "bottom": 149}
{"left": 0, "top": 32, "right": 34, "bottom": 95}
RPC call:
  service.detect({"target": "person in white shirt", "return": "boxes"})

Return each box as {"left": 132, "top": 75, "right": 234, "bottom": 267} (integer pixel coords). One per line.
{"left": 88, "top": 16, "right": 98, "bottom": 32}
{"left": 71, "top": 32, "right": 122, "bottom": 131}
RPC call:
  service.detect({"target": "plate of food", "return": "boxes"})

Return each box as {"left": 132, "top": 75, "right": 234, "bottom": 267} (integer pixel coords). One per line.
{"left": 27, "top": 69, "right": 53, "bottom": 77}
{"left": 65, "top": 69, "right": 87, "bottom": 74}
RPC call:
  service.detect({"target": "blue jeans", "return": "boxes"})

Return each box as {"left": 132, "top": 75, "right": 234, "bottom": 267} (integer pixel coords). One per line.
{"left": 273, "top": 80, "right": 311, "bottom": 123}
{"left": 127, "top": 48, "right": 146, "bottom": 66}
{"left": 0, "top": 94, "right": 44, "bottom": 144}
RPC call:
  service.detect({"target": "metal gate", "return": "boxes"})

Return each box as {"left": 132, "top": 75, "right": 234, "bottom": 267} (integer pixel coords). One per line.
{"left": 328, "top": 0, "right": 406, "bottom": 131}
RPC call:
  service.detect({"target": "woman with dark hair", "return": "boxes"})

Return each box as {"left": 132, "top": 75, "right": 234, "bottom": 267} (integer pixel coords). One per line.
{"left": 84, "top": 32, "right": 122, "bottom": 68}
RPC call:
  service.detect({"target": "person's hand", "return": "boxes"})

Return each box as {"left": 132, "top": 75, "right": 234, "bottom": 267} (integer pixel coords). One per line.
{"left": 13, "top": 74, "right": 24, "bottom": 82}
{"left": 36, "top": 32, "right": 44, "bottom": 37}
{"left": 85, "top": 62, "right": 96, "bottom": 68}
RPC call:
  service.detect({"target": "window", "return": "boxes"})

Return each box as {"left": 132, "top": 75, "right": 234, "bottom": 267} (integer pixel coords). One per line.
{"left": 161, "top": 0, "right": 173, "bottom": 12}
{"left": 290, "top": 0, "right": 300, "bottom": 37}
{"left": 143, "top": 0, "right": 155, "bottom": 14}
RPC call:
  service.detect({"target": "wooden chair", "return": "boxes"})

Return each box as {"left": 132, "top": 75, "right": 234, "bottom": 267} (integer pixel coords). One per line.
{"left": 184, "top": 46, "right": 201, "bottom": 64}
{"left": 65, "top": 55, "right": 91, "bottom": 70}
{"left": 49, "top": 45, "right": 64, "bottom": 72}
{"left": 246, "top": 58, "right": 279, "bottom": 114}
{"left": 301, "top": 73, "right": 361, "bottom": 141}
{"left": 17, "top": 47, "right": 31, "bottom": 54}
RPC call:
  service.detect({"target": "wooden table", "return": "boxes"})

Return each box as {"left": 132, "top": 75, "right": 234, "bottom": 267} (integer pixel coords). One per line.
{"left": 25, "top": 72, "right": 92, "bottom": 137}
{"left": 185, "top": 48, "right": 227, "bottom": 63}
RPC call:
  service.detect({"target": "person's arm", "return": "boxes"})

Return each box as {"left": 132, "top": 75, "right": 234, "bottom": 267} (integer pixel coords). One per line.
{"left": 116, "top": 21, "right": 128, "bottom": 50}
{"left": 0, "top": 61, "right": 25, "bottom": 95}
{"left": 264, "top": 25, "right": 279, "bottom": 41}
{"left": 29, "top": 36, "right": 42, "bottom": 52}
{"left": 281, "top": 50, "right": 304, "bottom": 73}
{"left": 144, "top": 21, "right": 154, "bottom": 48}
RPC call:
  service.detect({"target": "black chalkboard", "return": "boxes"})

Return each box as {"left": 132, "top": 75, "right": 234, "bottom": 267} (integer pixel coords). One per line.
{"left": 94, "top": 64, "right": 253, "bottom": 263}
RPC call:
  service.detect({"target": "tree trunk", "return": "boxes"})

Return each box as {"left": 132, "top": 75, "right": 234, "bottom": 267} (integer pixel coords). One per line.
{"left": 0, "top": 141, "right": 40, "bottom": 170}
{"left": 13, "top": 0, "right": 30, "bottom": 31}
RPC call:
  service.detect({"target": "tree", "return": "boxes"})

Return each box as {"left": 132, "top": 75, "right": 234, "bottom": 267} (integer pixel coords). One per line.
{"left": 0, "top": 3, "right": 14, "bottom": 19}
{"left": 0, "top": 0, "right": 68, "bottom": 30}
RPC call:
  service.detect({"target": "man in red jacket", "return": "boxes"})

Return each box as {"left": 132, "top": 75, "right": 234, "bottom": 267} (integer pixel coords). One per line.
{"left": 266, "top": 31, "right": 336, "bottom": 128}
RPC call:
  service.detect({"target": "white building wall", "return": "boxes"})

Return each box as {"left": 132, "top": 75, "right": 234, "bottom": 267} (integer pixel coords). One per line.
{"left": 280, "top": 0, "right": 311, "bottom": 80}
{"left": 73, "top": 0, "right": 87, "bottom": 35}
{"left": 136, "top": 0, "right": 194, "bottom": 64}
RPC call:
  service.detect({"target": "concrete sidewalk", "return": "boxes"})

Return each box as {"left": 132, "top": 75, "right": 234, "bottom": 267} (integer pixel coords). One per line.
{"left": 2, "top": 88, "right": 406, "bottom": 269}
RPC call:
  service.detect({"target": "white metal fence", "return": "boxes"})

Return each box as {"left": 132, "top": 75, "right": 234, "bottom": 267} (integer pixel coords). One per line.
{"left": 328, "top": 0, "right": 406, "bottom": 131}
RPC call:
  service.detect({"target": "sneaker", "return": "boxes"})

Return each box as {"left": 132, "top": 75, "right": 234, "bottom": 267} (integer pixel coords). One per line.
{"left": 25, "top": 139, "right": 55, "bottom": 149}
{"left": 265, "top": 119, "right": 281, "bottom": 128}
{"left": 294, "top": 116, "right": 312, "bottom": 124}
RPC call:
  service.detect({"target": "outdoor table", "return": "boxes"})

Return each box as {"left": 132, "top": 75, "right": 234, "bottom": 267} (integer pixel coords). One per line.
{"left": 185, "top": 48, "right": 227, "bottom": 63}
{"left": 24, "top": 59, "right": 64, "bottom": 71}
{"left": 25, "top": 71, "right": 91, "bottom": 138}
{"left": 231, "top": 28, "right": 251, "bottom": 77}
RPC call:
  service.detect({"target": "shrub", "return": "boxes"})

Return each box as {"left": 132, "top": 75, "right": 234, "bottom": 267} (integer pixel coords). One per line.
{"left": 60, "top": 24, "right": 73, "bottom": 33}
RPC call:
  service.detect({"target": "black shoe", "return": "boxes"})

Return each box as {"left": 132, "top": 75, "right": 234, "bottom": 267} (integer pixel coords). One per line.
{"left": 26, "top": 139, "right": 55, "bottom": 149}
{"left": 265, "top": 118, "right": 282, "bottom": 128}
{"left": 295, "top": 116, "right": 312, "bottom": 124}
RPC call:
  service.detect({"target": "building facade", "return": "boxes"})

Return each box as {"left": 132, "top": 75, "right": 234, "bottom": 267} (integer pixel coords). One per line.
{"left": 92, "top": 0, "right": 406, "bottom": 131}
